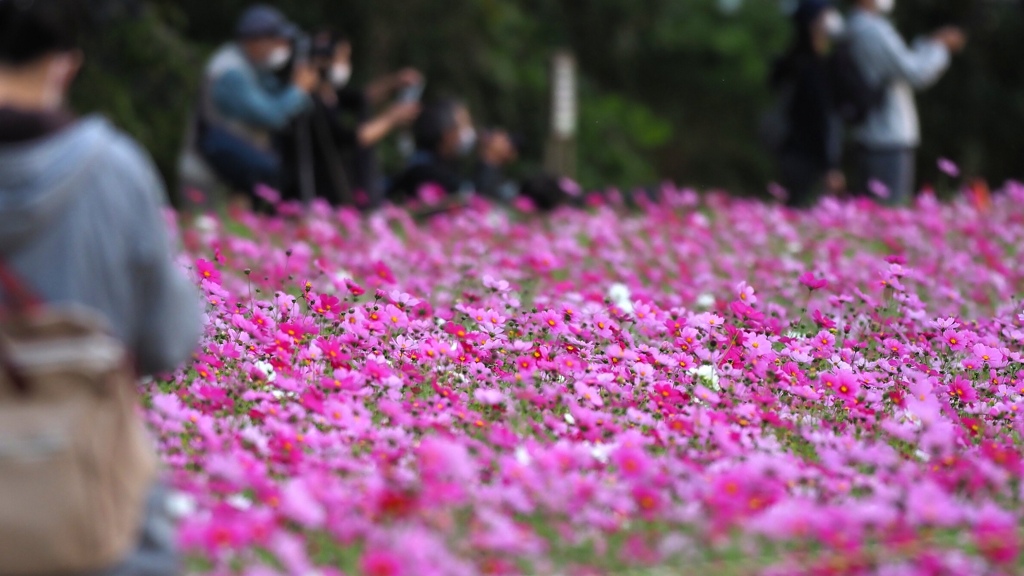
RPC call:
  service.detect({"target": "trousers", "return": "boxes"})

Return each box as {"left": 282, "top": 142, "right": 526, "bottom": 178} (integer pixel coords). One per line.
{"left": 198, "top": 124, "right": 281, "bottom": 196}
{"left": 856, "top": 146, "right": 916, "bottom": 206}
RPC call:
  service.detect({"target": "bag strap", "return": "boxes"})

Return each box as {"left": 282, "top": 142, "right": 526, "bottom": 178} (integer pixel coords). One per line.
{"left": 0, "top": 258, "right": 40, "bottom": 394}
{"left": 0, "top": 258, "right": 41, "bottom": 313}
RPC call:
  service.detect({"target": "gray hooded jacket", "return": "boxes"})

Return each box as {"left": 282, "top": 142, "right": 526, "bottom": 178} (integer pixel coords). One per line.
{"left": 846, "top": 9, "right": 950, "bottom": 149}
{"left": 0, "top": 115, "right": 202, "bottom": 376}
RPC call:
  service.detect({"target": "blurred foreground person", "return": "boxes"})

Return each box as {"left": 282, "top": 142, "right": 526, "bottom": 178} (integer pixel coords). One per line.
{"left": 846, "top": 0, "right": 965, "bottom": 205}
{"left": 185, "top": 4, "right": 317, "bottom": 209}
{"left": 389, "top": 99, "right": 517, "bottom": 203}
{"left": 0, "top": 0, "right": 202, "bottom": 574}
{"left": 280, "top": 30, "right": 422, "bottom": 208}
{"left": 770, "top": 0, "right": 846, "bottom": 208}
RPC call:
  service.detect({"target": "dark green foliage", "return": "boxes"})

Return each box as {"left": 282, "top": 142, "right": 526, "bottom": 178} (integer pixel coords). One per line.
{"left": 69, "top": 0, "right": 1024, "bottom": 200}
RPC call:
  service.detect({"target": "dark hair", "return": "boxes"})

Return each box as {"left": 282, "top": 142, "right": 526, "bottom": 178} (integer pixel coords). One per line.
{"left": 413, "top": 99, "right": 462, "bottom": 153}
{"left": 792, "top": 0, "right": 831, "bottom": 51}
{"left": 0, "top": 0, "right": 86, "bottom": 65}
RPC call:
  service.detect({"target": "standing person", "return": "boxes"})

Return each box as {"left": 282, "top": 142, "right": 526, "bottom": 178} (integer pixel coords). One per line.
{"left": 280, "top": 30, "right": 422, "bottom": 208}
{"left": 0, "top": 0, "right": 202, "bottom": 574}
{"left": 190, "top": 4, "right": 318, "bottom": 209}
{"left": 846, "top": 0, "right": 966, "bottom": 205}
{"left": 770, "top": 0, "right": 847, "bottom": 208}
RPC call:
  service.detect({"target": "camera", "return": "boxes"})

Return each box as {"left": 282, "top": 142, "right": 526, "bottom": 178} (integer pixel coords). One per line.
{"left": 398, "top": 82, "right": 425, "bottom": 104}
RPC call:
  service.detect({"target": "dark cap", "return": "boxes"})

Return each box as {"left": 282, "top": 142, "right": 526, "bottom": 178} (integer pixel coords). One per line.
{"left": 235, "top": 4, "right": 293, "bottom": 40}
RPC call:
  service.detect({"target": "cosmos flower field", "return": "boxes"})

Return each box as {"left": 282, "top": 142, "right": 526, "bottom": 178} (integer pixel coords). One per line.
{"left": 157, "top": 185, "right": 1024, "bottom": 575}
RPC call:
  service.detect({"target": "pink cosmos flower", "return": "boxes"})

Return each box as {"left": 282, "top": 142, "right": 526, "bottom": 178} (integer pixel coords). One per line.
{"left": 744, "top": 332, "right": 773, "bottom": 357}
{"left": 766, "top": 182, "right": 788, "bottom": 201}
{"left": 196, "top": 258, "right": 221, "bottom": 284}
{"left": 971, "top": 343, "right": 1007, "bottom": 368}
{"left": 868, "top": 179, "right": 890, "bottom": 199}
{"left": 612, "top": 445, "right": 651, "bottom": 480}
{"left": 473, "top": 388, "right": 505, "bottom": 406}
{"left": 736, "top": 281, "right": 757, "bottom": 305}
{"left": 947, "top": 376, "right": 978, "bottom": 403}
{"left": 254, "top": 183, "right": 281, "bottom": 204}
{"left": 417, "top": 182, "right": 447, "bottom": 206}
{"left": 361, "top": 550, "right": 404, "bottom": 576}
{"left": 942, "top": 328, "right": 967, "bottom": 351}
{"left": 938, "top": 157, "right": 961, "bottom": 178}
{"left": 798, "top": 271, "right": 828, "bottom": 291}
{"left": 560, "top": 177, "right": 583, "bottom": 197}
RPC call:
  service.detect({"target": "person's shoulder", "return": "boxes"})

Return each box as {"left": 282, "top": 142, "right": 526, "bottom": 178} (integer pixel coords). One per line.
{"left": 207, "top": 43, "right": 251, "bottom": 78}
{"left": 78, "top": 117, "right": 163, "bottom": 197}
{"left": 85, "top": 117, "right": 152, "bottom": 165}
{"left": 847, "top": 11, "right": 877, "bottom": 30}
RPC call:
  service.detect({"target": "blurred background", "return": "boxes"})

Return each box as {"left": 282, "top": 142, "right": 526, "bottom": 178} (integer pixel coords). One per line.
{"left": 74, "top": 0, "right": 1024, "bottom": 201}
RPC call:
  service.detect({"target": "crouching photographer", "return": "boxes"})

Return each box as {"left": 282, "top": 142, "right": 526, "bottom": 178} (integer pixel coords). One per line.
{"left": 187, "top": 5, "right": 319, "bottom": 210}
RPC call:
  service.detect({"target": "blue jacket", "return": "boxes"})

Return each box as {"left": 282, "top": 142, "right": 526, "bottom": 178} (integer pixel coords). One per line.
{"left": 201, "top": 44, "right": 309, "bottom": 149}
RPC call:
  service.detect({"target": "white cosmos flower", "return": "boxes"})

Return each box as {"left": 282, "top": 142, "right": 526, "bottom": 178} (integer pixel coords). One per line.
{"left": 586, "top": 442, "right": 616, "bottom": 464}
{"left": 695, "top": 293, "right": 716, "bottom": 308}
{"left": 227, "top": 493, "right": 253, "bottom": 510}
{"left": 608, "top": 283, "right": 634, "bottom": 314}
{"left": 269, "top": 389, "right": 298, "bottom": 400}
{"left": 193, "top": 214, "right": 217, "bottom": 234}
{"left": 688, "top": 364, "right": 721, "bottom": 391}
{"left": 901, "top": 410, "right": 923, "bottom": 430}
{"left": 333, "top": 269, "right": 354, "bottom": 283}
{"left": 255, "top": 360, "right": 277, "bottom": 382}
{"left": 165, "top": 491, "right": 197, "bottom": 519}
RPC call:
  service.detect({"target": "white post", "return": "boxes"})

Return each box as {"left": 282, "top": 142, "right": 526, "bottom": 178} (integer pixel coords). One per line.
{"left": 545, "top": 50, "right": 578, "bottom": 179}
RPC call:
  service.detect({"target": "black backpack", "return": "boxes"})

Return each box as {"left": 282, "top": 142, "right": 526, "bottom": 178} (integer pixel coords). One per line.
{"left": 830, "top": 39, "right": 886, "bottom": 126}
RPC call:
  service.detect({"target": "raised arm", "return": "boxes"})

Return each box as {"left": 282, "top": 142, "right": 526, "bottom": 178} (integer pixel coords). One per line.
{"left": 212, "top": 69, "right": 309, "bottom": 130}
{"left": 873, "top": 23, "right": 950, "bottom": 90}
{"left": 126, "top": 149, "right": 203, "bottom": 376}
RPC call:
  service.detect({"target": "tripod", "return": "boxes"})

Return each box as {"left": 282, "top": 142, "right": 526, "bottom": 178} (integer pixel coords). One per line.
{"left": 292, "top": 104, "right": 355, "bottom": 208}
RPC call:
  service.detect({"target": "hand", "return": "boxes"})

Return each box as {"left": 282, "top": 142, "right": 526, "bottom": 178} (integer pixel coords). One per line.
{"left": 825, "top": 170, "right": 846, "bottom": 194}
{"left": 394, "top": 68, "right": 424, "bottom": 89}
{"left": 933, "top": 26, "right": 967, "bottom": 53}
{"left": 386, "top": 102, "right": 422, "bottom": 126}
{"left": 316, "top": 82, "right": 338, "bottom": 106}
{"left": 480, "top": 130, "right": 517, "bottom": 167}
{"left": 293, "top": 64, "right": 319, "bottom": 93}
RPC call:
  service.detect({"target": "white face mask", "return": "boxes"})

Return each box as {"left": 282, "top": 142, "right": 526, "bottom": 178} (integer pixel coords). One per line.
{"left": 39, "top": 55, "right": 75, "bottom": 110}
{"left": 458, "top": 127, "right": 477, "bottom": 155}
{"left": 265, "top": 46, "right": 292, "bottom": 70}
{"left": 822, "top": 10, "right": 846, "bottom": 37}
{"left": 330, "top": 63, "right": 351, "bottom": 88}
{"left": 876, "top": 0, "right": 895, "bottom": 14}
